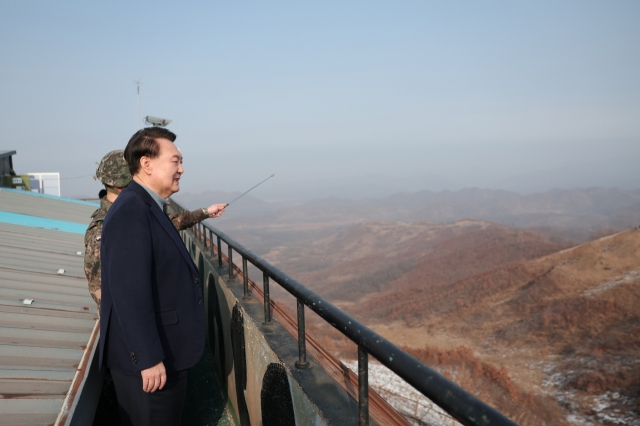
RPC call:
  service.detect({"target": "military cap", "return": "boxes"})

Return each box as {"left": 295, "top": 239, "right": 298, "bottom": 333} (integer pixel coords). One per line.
{"left": 95, "top": 150, "right": 132, "bottom": 187}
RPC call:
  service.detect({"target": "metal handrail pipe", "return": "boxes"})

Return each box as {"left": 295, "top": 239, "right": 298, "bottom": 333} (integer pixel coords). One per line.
{"left": 200, "top": 222, "right": 516, "bottom": 426}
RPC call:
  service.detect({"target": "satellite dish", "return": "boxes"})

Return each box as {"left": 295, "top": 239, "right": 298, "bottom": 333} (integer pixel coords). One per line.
{"left": 144, "top": 116, "right": 172, "bottom": 127}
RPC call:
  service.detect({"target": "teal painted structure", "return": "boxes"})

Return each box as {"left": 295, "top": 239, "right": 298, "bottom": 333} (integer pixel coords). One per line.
{"left": 0, "top": 211, "right": 88, "bottom": 235}
{"left": 0, "top": 188, "right": 99, "bottom": 207}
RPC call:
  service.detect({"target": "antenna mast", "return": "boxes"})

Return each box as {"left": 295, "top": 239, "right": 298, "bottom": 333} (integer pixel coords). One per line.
{"left": 134, "top": 79, "right": 142, "bottom": 130}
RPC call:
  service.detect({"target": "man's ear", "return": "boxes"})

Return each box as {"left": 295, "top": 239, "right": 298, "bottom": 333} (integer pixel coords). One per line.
{"left": 139, "top": 156, "right": 152, "bottom": 175}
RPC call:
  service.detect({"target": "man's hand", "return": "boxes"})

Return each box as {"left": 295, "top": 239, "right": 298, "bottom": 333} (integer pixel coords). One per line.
{"left": 207, "top": 203, "right": 226, "bottom": 218}
{"left": 141, "top": 361, "right": 166, "bottom": 393}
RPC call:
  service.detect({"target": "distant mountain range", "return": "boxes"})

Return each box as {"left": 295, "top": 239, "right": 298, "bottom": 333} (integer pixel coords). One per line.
{"left": 175, "top": 186, "right": 640, "bottom": 239}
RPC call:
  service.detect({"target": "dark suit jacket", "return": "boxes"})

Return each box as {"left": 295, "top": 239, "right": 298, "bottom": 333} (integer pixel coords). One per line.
{"left": 99, "top": 180, "right": 205, "bottom": 375}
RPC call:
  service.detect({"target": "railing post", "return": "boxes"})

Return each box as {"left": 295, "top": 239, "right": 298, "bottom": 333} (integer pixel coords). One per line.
{"left": 217, "top": 236, "right": 222, "bottom": 268}
{"left": 242, "top": 257, "right": 250, "bottom": 300}
{"left": 358, "top": 346, "right": 369, "bottom": 426}
{"left": 262, "top": 271, "right": 271, "bottom": 325}
{"left": 228, "top": 245, "right": 234, "bottom": 281}
{"left": 209, "top": 230, "right": 214, "bottom": 258}
{"left": 295, "top": 299, "right": 310, "bottom": 369}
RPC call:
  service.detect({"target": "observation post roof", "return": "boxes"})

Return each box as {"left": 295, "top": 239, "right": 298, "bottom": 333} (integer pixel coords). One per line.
{"left": 0, "top": 151, "right": 17, "bottom": 160}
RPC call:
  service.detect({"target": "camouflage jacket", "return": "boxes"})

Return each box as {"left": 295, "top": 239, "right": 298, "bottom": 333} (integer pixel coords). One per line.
{"left": 84, "top": 197, "right": 209, "bottom": 309}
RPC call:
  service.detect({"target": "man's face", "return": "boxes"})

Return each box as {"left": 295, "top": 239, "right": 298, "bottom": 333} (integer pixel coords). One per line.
{"left": 147, "top": 138, "right": 183, "bottom": 198}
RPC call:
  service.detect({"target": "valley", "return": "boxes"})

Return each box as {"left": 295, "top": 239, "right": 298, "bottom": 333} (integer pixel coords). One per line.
{"left": 176, "top": 187, "right": 640, "bottom": 425}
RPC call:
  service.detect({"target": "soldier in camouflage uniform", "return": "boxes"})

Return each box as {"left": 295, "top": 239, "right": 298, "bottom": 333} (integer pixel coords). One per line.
{"left": 84, "top": 150, "right": 225, "bottom": 311}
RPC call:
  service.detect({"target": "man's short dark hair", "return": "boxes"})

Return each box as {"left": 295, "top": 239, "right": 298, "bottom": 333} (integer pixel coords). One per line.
{"left": 124, "top": 127, "right": 177, "bottom": 175}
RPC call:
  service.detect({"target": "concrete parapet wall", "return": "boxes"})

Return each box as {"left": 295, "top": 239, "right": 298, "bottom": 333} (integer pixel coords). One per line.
{"left": 182, "top": 229, "right": 361, "bottom": 426}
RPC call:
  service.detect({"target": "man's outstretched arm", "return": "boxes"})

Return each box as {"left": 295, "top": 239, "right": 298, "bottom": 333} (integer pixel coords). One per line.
{"left": 169, "top": 203, "right": 226, "bottom": 230}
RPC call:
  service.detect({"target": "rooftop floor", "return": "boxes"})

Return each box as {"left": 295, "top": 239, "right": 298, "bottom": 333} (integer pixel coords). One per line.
{"left": 0, "top": 188, "right": 98, "bottom": 425}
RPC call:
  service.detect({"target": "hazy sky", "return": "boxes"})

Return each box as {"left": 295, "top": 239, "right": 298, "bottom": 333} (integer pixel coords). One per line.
{"left": 1, "top": 1, "right": 638, "bottom": 199}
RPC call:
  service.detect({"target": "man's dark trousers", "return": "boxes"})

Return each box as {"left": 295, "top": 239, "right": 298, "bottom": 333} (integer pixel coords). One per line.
{"left": 111, "top": 369, "right": 187, "bottom": 426}
{"left": 99, "top": 181, "right": 205, "bottom": 424}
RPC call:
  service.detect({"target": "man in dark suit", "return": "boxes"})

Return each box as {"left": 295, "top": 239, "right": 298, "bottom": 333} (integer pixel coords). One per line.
{"left": 99, "top": 127, "right": 225, "bottom": 425}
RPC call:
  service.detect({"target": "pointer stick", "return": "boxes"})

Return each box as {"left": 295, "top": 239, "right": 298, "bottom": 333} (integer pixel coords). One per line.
{"left": 224, "top": 174, "right": 275, "bottom": 207}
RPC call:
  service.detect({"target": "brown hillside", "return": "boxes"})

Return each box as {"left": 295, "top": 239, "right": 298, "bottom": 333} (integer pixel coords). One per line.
{"left": 367, "top": 228, "right": 640, "bottom": 424}
{"left": 375, "top": 227, "right": 640, "bottom": 328}
{"left": 336, "top": 222, "right": 565, "bottom": 316}
{"left": 274, "top": 223, "right": 640, "bottom": 424}
{"left": 250, "top": 212, "right": 640, "bottom": 423}
{"left": 264, "top": 220, "right": 483, "bottom": 275}
{"left": 269, "top": 220, "right": 564, "bottom": 303}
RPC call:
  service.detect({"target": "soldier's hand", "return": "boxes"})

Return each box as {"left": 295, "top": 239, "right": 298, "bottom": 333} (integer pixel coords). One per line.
{"left": 141, "top": 361, "right": 166, "bottom": 393}
{"left": 207, "top": 204, "right": 226, "bottom": 218}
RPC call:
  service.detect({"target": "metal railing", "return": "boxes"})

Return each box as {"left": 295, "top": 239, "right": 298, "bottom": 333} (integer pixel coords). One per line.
{"left": 169, "top": 200, "right": 518, "bottom": 426}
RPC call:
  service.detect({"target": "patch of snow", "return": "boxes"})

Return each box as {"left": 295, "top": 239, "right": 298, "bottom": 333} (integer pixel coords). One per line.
{"left": 583, "top": 270, "right": 640, "bottom": 297}
{"left": 343, "top": 360, "right": 463, "bottom": 426}
{"left": 543, "top": 362, "right": 639, "bottom": 426}
{"left": 344, "top": 356, "right": 640, "bottom": 425}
